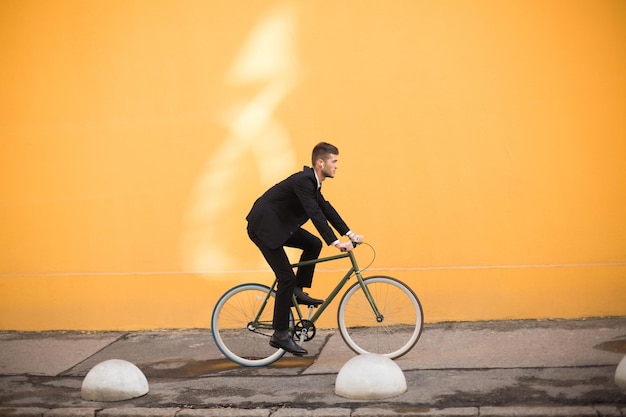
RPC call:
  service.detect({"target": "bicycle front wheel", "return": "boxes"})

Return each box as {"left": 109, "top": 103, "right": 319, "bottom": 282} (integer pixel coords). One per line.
{"left": 337, "top": 276, "right": 423, "bottom": 359}
{"left": 211, "top": 283, "right": 290, "bottom": 367}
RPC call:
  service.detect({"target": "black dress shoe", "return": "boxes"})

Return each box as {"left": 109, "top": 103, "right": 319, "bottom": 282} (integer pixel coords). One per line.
{"left": 270, "top": 333, "right": 308, "bottom": 356}
{"left": 295, "top": 291, "right": 323, "bottom": 306}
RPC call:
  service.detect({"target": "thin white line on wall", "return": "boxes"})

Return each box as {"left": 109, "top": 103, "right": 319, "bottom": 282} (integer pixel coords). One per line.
{"left": 3, "top": 261, "right": 625, "bottom": 277}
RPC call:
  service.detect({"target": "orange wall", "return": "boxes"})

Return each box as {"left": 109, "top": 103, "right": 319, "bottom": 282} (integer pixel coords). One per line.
{"left": 1, "top": 0, "right": 625, "bottom": 330}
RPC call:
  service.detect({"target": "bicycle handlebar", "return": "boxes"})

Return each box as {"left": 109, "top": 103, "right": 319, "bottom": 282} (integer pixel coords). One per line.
{"left": 339, "top": 240, "right": 361, "bottom": 252}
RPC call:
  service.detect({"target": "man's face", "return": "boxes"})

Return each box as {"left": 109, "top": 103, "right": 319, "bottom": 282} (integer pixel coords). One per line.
{"left": 321, "top": 153, "right": 339, "bottom": 179}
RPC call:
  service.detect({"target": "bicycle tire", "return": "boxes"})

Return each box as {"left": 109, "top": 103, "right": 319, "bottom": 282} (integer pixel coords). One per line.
{"left": 337, "top": 275, "right": 423, "bottom": 359}
{"left": 211, "top": 283, "right": 291, "bottom": 367}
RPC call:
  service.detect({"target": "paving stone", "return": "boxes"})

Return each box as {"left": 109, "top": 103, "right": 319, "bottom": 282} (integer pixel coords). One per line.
{"left": 592, "top": 405, "right": 622, "bottom": 416}
{"left": 410, "top": 408, "right": 478, "bottom": 416}
{"left": 97, "top": 407, "right": 180, "bottom": 417}
{"left": 0, "top": 408, "right": 48, "bottom": 417}
{"left": 43, "top": 409, "right": 98, "bottom": 417}
{"left": 271, "top": 408, "right": 351, "bottom": 417}
{"left": 352, "top": 407, "right": 478, "bottom": 416}
{"left": 479, "top": 406, "right": 599, "bottom": 417}
{"left": 176, "top": 409, "right": 270, "bottom": 417}
{"left": 0, "top": 335, "right": 122, "bottom": 377}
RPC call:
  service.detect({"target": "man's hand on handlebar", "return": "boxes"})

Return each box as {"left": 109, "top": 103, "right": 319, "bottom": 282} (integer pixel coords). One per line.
{"left": 349, "top": 233, "right": 364, "bottom": 244}
{"left": 335, "top": 241, "right": 355, "bottom": 252}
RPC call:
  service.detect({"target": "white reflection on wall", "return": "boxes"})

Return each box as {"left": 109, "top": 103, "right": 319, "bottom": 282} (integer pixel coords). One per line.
{"left": 182, "top": 4, "right": 299, "bottom": 272}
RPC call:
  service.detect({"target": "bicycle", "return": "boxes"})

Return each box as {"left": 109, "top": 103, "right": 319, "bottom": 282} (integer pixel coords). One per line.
{"left": 211, "top": 242, "right": 424, "bottom": 366}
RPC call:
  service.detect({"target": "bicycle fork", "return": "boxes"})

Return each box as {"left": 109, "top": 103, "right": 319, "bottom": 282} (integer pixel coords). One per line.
{"left": 354, "top": 269, "right": 385, "bottom": 323}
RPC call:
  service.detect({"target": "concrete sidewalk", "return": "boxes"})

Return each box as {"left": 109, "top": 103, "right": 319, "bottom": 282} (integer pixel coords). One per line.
{"left": 0, "top": 318, "right": 625, "bottom": 416}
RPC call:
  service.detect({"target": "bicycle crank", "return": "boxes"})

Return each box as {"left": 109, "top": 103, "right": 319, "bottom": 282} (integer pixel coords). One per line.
{"left": 293, "top": 320, "right": 316, "bottom": 342}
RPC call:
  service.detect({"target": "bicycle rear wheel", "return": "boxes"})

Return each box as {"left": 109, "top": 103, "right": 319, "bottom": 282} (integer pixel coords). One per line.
{"left": 337, "top": 276, "right": 423, "bottom": 359}
{"left": 211, "top": 283, "right": 290, "bottom": 367}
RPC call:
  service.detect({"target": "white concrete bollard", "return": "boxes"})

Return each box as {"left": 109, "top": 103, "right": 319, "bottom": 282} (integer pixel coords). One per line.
{"left": 616, "top": 355, "right": 626, "bottom": 390}
{"left": 81, "top": 359, "right": 149, "bottom": 402}
{"left": 335, "top": 354, "right": 407, "bottom": 400}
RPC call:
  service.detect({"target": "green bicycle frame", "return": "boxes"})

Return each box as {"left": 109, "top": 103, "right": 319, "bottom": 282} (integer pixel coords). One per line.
{"left": 252, "top": 249, "right": 383, "bottom": 329}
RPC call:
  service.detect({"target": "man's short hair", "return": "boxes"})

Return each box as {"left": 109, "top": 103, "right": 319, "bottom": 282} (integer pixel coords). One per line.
{"left": 312, "top": 142, "right": 339, "bottom": 166}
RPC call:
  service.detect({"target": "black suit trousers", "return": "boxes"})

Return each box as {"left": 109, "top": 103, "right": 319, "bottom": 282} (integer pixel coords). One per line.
{"left": 248, "top": 227, "right": 322, "bottom": 331}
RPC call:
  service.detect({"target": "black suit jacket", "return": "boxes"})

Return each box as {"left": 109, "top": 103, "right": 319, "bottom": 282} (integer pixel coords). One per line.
{"left": 246, "top": 166, "right": 350, "bottom": 249}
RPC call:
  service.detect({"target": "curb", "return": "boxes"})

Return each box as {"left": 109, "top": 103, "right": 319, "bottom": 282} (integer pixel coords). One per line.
{"left": 1, "top": 406, "right": 625, "bottom": 417}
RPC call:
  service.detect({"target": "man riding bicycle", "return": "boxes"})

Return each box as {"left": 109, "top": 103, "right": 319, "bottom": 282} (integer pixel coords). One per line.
{"left": 246, "top": 142, "right": 363, "bottom": 355}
